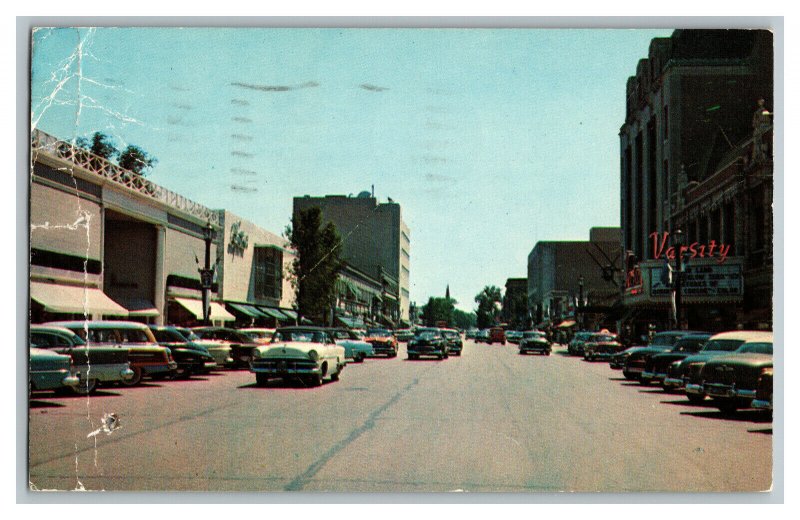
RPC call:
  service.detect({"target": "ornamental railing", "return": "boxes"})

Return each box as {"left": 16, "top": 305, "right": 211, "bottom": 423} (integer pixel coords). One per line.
{"left": 31, "top": 129, "right": 220, "bottom": 226}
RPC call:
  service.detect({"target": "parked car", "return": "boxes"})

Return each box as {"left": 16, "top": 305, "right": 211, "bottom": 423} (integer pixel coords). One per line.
{"left": 752, "top": 367, "right": 773, "bottom": 413}
{"left": 568, "top": 331, "right": 593, "bottom": 356}
{"left": 612, "top": 330, "right": 701, "bottom": 377}
{"left": 700, "top": 335, "right": 773, "bottom": 413}
{"left": 191, "top": 327, "right": 261, "bottom": 368}
{"left": 465, "top": 329, "right": 477, "bottom": 340}
{"left": 519, "top": 331, "right": 551, "bottom": 355}
{"left": 176, "top": 327, "right": 234, "bottom": 369}
{"left": 666, "top": 330, "right": 772, "bottom": 402}
{"left": 29, "top": 347, "right": 80, "bottom": 393}
{"left": 441, "top": 328, "right": 463, "bottom": 356}
{"left": 474, "top": 329, "right": 490, "bottom": 344}
{"left": 238, "top": 328, "right": 276, "bottom": 344}
{"left": 506, "top": 331, "right": 523, "bottom": 344}
{"left": 395, "top": 329, "right": 416, "bottom": 342}
{"left": 407, "top": 327, "right": 449, "bottom": 360}
{"left": 365, "top": 328, "right": 399, "bottom": 357}
{"left": 642, "top": 333, "right": 712, "bottom": 388}
{"left": 250, "top": 326, "right": 345, "bottom": 386}
{"left": 488, "top": 327, "right": 506, "bottom": 345}
{"left": 30, "top": 324, "right": 134, "bottom": 394}
{"left": 583, "top": 332, "right": 623, "bottom": 362}
{"left": 149, "top": 325, "right": 217, "bottom": 378}
{"left": 44, "top": 321, "right": 175, "bottom": 386}
{"left": 329, "top": 328, "right": 374, "bottom": 362}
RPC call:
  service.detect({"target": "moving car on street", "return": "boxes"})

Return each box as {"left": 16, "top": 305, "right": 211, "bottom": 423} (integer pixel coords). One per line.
{"left": 395, "top": 329, "right": 415, "bottom": 342}
{"left": 700, "top": 335, "right": 773, "bottom": 414}
{"left": 518, "top": 331, "right": 551, "bottom": 355}
{"left": 506, "top": 331, "right": 523, "bottom": 344}
{"left": 488, "top": 327, "right": 506, "bottom": 345}
{"left": 568, "top": 331, "right": 593, "bottom": 356}
{"left": 474, "top": 329, "right": 490, "bottom": 344}
{"left": 45, "top": 321, "right": 175, "bottom": 387}
{"left": 583, "top": 332, "right": 623, "bottom": 362}
{"left": 364, "top": 328, "right": 399, "bottom": 357}
{"left": 250, "top": 326, "right": 345, "bottom": 387}
{"left": 30, "top": 324, "right": 134, "bottom": 394}
{"left": 407, "top": 327, "right": 449, "bottom": 360}
{"left": 149, "top": 325, "right": 217, "bottom": 378}
{"left": 329, "top": 328, "right": 374, "bottom": 362}
{"left": 28, "top": 347, "right": 80, "bottom": 393}
{"left": 441, "top": 328, "right": 463, "bottom": 356}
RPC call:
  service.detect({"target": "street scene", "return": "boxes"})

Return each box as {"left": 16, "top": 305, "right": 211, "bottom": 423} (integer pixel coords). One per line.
{"left": 27, "top": 27, "right": 775, "bottom": 494}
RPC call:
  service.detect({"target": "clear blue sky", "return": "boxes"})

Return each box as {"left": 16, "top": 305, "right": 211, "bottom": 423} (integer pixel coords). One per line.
{"left": 30, "top": 27, "right": 673, "bottom": 312}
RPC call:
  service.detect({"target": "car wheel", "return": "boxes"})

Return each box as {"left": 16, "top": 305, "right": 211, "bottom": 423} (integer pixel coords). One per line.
{"left": 716, "top": 400, "right": 738, "bottom": 414}
{"left": 309, "top": 374, "right": 324, "bottom": 387}
{"left": 71, "top": 378, "right": 97, "bottom": 395}
{"left": 176, "top": 366, "right": 193, "bottom": 380}
{"left": 623, "top": 371, "right": 637, "bottom": 381}
{"left": 255, "top": 373, "right": 269, "bottom": 387}
{"left": 356, "top": 354, "right": 365, "bottom": 363}
{"left": 120, "top": 367, "right": 143, "bottom": 386}
{"left": 408, "top": 354, "right": 417, "bottom": 360}
{"left": 639, "top": 378, "right": 650, "bottom": 386}
{"left": 330, "top": 369, "right": 340, "bottom": 382}
{"left": 687, "top": 393, "right": 706, "bottom": 404}
{"left": 502, "top": 342, "right": 506, "bottom": 346}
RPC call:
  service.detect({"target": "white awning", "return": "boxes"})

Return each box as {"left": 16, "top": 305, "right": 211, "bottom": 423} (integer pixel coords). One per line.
{"left": 30, "top": 282, "right": 128, "bottom": 316}
{"left": 174, "top": 297, "right": 235, "bottom": 321}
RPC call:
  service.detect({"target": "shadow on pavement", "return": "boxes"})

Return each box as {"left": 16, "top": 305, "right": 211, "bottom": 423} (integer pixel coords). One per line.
{"left": 44, "top": 389, "right": 122, "bottom": 399}
{"left": 748, "top": 427, "right": 773, "bottom": 435}
{"left": 608, "top": 377, "right": 629, "bottom": 381}
{"left": 29, "top": 399, "right": 66, "bottom": 408}
{"left": 661, "top": 398, "right": 716, "bottom": 408}
{"left": 238, "top": 378, "right": 335, "bottom": 390}
{"left": 680, "top": 409, "right": 772, "bottom": 423}
{"left": 403, "top": 357, "right": 444, "bottom": 362}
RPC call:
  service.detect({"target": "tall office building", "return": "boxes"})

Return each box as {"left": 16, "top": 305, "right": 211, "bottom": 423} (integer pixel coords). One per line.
{"left": 293, "top": 192, "right": 411, "bottom": 324}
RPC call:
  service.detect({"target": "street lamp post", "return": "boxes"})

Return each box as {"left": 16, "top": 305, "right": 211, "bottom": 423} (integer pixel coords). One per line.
{"left": 200, "top": 221, "right": 216, "bottom": 326}
{"left": 578, "top": 275, "right": 584, "bottom": 330}
{"left": 673, "top": 229, "right": 683, "bottom": 331}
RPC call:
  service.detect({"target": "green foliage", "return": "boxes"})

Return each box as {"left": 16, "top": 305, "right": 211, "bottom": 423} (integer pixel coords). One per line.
{"left": 421, "top": 297, "right": 454, "bottom": 327}
{"left": 118, "top": 144, "right": 157, "bottom": 175}
{"left": 76, "top": 131, "right": 119, "bottom": 160}
{"left": 474, "top": 285, "right": 502, "bottom": 329}
{"left": 452, "top": 308, "right": 477, "bottom": 330}
{"left": 286, "top": 207, "right": 344, "bottom": 325}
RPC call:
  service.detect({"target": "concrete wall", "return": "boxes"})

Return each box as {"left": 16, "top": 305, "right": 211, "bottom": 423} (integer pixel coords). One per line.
{"left": 30, "top": 183, "right": 102, "bottom": 261}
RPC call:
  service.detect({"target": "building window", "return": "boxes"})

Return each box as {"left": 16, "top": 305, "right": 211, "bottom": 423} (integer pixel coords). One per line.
{"left": 254, "top": 246, "right": 283, "bottom": 300}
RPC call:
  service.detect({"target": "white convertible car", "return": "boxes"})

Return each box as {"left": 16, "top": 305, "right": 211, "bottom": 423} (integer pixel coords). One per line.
{"left": 250, "top": 327, "right": 345, "bottom": 387}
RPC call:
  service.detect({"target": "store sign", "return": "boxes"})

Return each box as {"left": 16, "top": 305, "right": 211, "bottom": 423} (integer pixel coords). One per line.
{"left": 649, "top": 232, "right": 732, "bottom": 264}
{"left": 650, "top": 261, "right": 743, "bottom": 297}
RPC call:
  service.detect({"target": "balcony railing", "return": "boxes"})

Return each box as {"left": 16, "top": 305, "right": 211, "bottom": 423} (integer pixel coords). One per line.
{"left": 31, "top": 129, "right": 220, "bottom": 226}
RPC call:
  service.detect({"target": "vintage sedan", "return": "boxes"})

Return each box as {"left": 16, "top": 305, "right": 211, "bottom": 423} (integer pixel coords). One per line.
{"left": 48, "top": 321, "right": 177, "bottom": 385}
{"left": 364, "top": 328, "right": 399, "bottom": 357}
{"left": 474, "top": 329, "right": 490, "bottom": 344}
{"left": 395, "top": 329, "right": 416, "bottom": 342}
{"left": 752, "top": 367, "right": 773, "bottom": 413}
{"left": 177, "top": 327, "right": 234, "bottom": 368}
{"left": 519, "top": 331, "right": 551, "bottom": 355}
{"left": 667, "top": 330, "right": 772, "bottom": 402}
{"left": 642, "top": 333, "right": 712, "bottom": 388}
{"left": 31, "top": 324, "right": 134, "bottom": 394}
{"left": 407, "top": 327, "right": 449, "bottom": 360}
{"left": 191, "top": 327, "right": 261, "bottom": 368}
{"left": 612, "top": 330, "right": 700, "bottom": 377}
{"left": 149, "top": 325, "right": 217, "bottom": 378}
{"left": 700, "top": 336, "right": 773, "bottom": 413}
{"left": 583, "top": 333, "right": 623, "bottom": 362}
{"left": 628, "top": 331, "right": 709, "bottom": 382}
{"left": 568, "top": 332, "right": 593, "bottom": 356}
{"left": 239, "top": 328, "right": 276, "bottom": 345}
{"left": 441, "top": 328, "right": 464, "bottom": 355}
{"left": 506, "top": 331, "right": 523, "bottom": 345}
{"left": 250, "top": 327, "right": 345, "bottom": 386}
{"left": 488, "top": 327, "right": 506, "bottom": 345}
{"left": 329, "top": 328, "right": 374, "bottom": 362}
{"left": 29, "top": 347, "right": 80, "bottom": 392}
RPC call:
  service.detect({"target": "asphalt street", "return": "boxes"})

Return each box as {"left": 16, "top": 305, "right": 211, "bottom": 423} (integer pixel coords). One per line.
{"left": 28, "top": 340, "right": 772, "bottom": 492}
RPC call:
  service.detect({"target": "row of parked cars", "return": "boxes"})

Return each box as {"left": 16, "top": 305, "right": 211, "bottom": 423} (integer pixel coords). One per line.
{"left": 28, "top": 321, "right": 468, "bottom": 393}
{"left": 567, "top": 328, "right": 774, "bottom": 415}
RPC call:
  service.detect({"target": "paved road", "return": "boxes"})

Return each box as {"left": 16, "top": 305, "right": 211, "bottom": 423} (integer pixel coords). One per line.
{"left": 28, "top": 340, "right": 772, "bottom": 492}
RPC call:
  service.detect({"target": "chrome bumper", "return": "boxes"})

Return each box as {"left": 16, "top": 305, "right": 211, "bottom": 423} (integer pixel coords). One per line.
{"left": 752, "top": 398, "right": 772, "bottom": 411}
{"left": 62, "top": 374, "right": 80, "bottom": 386}
{"left": 685, "top": 383, "right": 704, "bottom": 395}
{"left": 663, "top": 377, "right": 684, "bottom": 388}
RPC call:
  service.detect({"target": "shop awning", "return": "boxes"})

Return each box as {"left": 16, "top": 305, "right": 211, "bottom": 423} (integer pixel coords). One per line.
{"left": 557, "top": 320, "right": 576, "bottom": 328}
{"left": 337, "top": 316, "right": 357, "bottom": 328}
{"left": 113, "top": 296, "right": 160, "bottom": 317}
{"left": 227, "top": 302, "right": 263, "bottom": 318}
{"left": 174, "top": 297, "right": 236, "bottom": 321}
{"left": 258, "top": 307, "right": 289, "bottom": 321}
{"left": 382, "top": 292, "right": 398, "bottom": 301}
{"left": 30, "top": 282, "right": 128, "bottom": 316}
{"left": 281, "top": 309, "right": 298, "bottom": 320}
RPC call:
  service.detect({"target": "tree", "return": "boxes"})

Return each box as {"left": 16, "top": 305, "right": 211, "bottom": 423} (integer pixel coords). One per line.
{"left": 76, "top": 131, "right": 119, "bottom": 160}
{"left": 118, "top": 144, "right": 157, "bottom": 175}
{"left": 421, "top": 297, "right": 454, "bottom": 326}
{"left": 452, "top": 308, "right": 477, "bottom": 330}
{"left": 474, "top": 285, "right": 502, "bottom": 329}
{"left": 285, "top": 207, "right": 344, "bottom": 325}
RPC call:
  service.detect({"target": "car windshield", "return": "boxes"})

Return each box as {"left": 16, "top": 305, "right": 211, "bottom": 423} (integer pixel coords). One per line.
{"left": 367, "top": 329, "right": 391, "bottom": 337}
{"left": 650, "top": 334, "right": 681, "bottom": 346}
{"left": 671, "top": 338, "right": 707, "bottom": 353}
{"left": 701, "top": 339, "right": 746, "bottom": 352}
{"left": 442, "top": 330, "right": 459, "bottom": 339}
{"left": 152, "top": 329, "right": 188, "bottom": 343}
{"left": 415, "top": 328, "right": 441, "bottom": 339}
{"left": 243, "top": 330, "right": 271, "bottom": 339}
{"left": 332, "top": 330, "right": 357, "bottom": 340}
{"left": 273, "top": 330, "right": 328, "bottom": 343}
{"left": 523, "top": 332, "right": 544, "bottom": 339}
{"left": 737, "top": 342, "right": 773, "bottom": 354}
{"left": 592, "top": 335, "right": 617, "bottom": 342}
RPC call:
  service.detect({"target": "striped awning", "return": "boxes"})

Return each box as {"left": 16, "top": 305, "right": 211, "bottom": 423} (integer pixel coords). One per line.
{"left": 259, "top": 307, "right": 289, "bottom": 321}
{"left": 227, "top": 302, "right": 267, "bottom": 318}
{"left": 281, "top": 309, "right": 298, "bottom": 320}
{"left": 174, "top": 297, "right": 235, "bottom": 321}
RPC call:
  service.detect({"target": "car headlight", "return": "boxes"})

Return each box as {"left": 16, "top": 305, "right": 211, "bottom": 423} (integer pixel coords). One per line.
{"left": 308, "top": 350, "right": 319, "bottom": 361}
